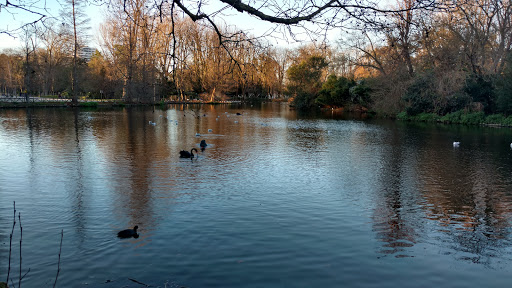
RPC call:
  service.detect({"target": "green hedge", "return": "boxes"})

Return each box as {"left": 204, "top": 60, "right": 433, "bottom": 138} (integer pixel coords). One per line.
{"left": 399, "top": 109, "right": 512, "bottom": 126}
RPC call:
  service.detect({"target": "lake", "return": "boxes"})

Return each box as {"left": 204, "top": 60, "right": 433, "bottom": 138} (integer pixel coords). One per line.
{"left": 1, "top": 103, "right": 512, "bottom": 287}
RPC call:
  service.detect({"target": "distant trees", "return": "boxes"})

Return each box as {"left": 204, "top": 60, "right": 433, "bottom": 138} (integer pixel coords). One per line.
{"left": 0, "top": 50, "right": 23, "bottom": 95}
{"left": 97, "top": 2, "right": 288, "bottom": 103}
{"left": 2, "top": 0, "right": 512, "bottom": 118}
{"left": 37, "top": 19, "right": 69, "bottom": 97}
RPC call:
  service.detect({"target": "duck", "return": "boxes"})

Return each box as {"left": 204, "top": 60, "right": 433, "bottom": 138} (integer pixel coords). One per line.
{"left": 200, "top": 140, "right": 208, "bottom": 151}
{"left": 117, "top": 226, "right": 138, "bottom": 238}
{"left": 453, "top": 141, "right": 460, "bottom": 147}
{"left": 180, "top": 148, "right": 198, "bottom": 158}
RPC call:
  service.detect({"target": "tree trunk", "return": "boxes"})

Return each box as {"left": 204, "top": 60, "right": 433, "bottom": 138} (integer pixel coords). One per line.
{"left": 72, "top": 0, "right": 78, "bottom": 105}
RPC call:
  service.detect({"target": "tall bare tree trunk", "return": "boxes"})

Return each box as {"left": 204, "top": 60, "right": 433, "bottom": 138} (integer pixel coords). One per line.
{"left": 71, "top": 0, "right": 78, "bottom": 105}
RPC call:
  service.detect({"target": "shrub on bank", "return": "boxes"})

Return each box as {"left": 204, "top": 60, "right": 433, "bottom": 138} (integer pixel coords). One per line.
{"left": 399, "top": 109, "right": 512, "bottom": 126}
{"left": 460, "top": 111, "right": 485, "bottom": 125}
{"left": 484, "top": 114, "right": 506, "bottom": 124}
{"left": 397, "top": 112, "right": 439, "bottom": 122}
{"left": 79, "top": 102, "right": 99, "bottom": 107}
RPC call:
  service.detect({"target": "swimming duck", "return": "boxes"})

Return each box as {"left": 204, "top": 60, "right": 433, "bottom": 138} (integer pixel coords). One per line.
{"left": 117, "top": 226, "right": 138, "bottom": 238}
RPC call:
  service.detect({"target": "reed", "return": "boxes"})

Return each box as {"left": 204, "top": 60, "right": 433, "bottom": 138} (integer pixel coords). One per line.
{"left": 3, "top": 202, "right": 63, "bottom": 288}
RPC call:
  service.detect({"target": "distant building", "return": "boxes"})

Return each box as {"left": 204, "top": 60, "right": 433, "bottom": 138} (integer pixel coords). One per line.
{"left": 79, "top": 47, "right": 96, "bottom": 62}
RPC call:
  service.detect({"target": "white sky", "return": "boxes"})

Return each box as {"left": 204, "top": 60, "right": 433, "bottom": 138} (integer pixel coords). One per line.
{"left": 0, "top": 0, "right": 104, "bottom": 51}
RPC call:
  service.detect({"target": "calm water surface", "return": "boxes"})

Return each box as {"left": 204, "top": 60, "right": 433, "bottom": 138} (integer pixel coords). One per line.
{"left": 1, "top": 104, "right": 512, "bottom": 287}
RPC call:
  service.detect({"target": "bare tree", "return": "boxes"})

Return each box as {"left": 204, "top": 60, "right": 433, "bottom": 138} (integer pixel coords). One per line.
{"left": 0, "top": 0, "right": 48, "bottom": 37}
{"left": 60, "top": 0, "right": 91, "bottom": 104}
{"left": 37, "top": 19, "right": 69, "bottom": 96}
{"left": 20, "top": 24, "right": 38, "bottom": 100}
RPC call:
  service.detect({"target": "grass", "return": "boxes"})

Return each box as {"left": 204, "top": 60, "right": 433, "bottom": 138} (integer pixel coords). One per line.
{"left": 397, "top": 112, "right": 439, "bottom": 122}
{"left": 78, "top": 101, "right": 99, "bottom": 107}
{"left": 398, "top": 109, "right": 512, "bottom": 127}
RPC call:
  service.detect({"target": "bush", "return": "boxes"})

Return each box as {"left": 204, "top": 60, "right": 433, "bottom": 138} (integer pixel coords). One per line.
{"left": 484, "top": 114, "right": 506, "bottom": 124}
{"left": 442, "top": 92, "right": 472, "bottom": 114}
{"left": 460, "top": 111, "right": 485, "bottom": 125}
{"left": 316, "top": 75, "right": 355, "bottom": 107}
{"left": 441, "top": 111, "right": 485, "bottom": 125}
{"left": 495, "top": 56, "right": 512, "bottom": 115}
{"left": 440, "top": 110, "right": 464, "bottom": 123}
{"left": 396, "top": 111, "right": 410, "bottom": 120}
{"left": 79, "top": 101, "right": 98, "bottom": 108}
{"left": 416, "top": 113, "right": 440, "bottom": 122}
{"left": 397, "top": 112, "right": 439, "bottom": 122}
{"left": 504, "top": 115, "right": 512, "bottom": 126}
{"left": 465, "top": 74, "right": 495, "bottom": 114}
{"left": 403, "top": 71, "right": 437, "bottom": 115}
{"left": 350, "top": 80, "right": 372, "bottom": 106}
{"left": 293, "top": 92, "right": 317, "bottom": 111}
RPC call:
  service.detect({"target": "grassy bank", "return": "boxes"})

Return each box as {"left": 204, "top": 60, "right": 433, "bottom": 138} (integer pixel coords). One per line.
{"left": 397, "top": 110, "right": 512, "bottom": 127}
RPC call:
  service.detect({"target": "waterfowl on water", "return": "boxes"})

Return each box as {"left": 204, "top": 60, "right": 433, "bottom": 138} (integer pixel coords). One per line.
{"left": 117, "top": 226, "right": 138, "bottom": 238}
{"left": 180, "top": 148, "right": 198, "bottom": 158}
{"left": 200, "top": 140, "right": 208, "bottom": 150}
{"left": 453, "top": 142, "right": 460, "bottom": 147}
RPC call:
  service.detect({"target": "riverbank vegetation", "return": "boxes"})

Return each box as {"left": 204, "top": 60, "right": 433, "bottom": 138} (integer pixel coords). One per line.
{"left": 1, "top": 1, "right": 511, "bottom": 125}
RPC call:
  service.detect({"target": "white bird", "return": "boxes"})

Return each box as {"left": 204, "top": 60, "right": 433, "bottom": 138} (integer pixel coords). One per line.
{"left": 208, "top": 129, "right": 213, "bottom": 132}
{"left": 234, "top": 121, "right": 238, "bottom": 124}
{"left": 510, "top": 143, "right": 512, "bottom": 149}
{"left": 195, "top": 133, "right": 201, "bottom": 137}
{"left": 453, "top": 142, "right": 460, "bottom": 147}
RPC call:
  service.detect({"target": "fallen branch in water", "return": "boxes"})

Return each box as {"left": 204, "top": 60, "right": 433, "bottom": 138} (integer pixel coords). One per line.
{"left": 3, "top": 201, "right": 62, "bottom": 288}
{"left": 53, "top": 230, "right": 63, "bottom": 288}
{"left": 5, "top": 201, "right": 30, "bottom": 288}
{"left": 128, "top": 278, "right": 152, "bottom": 287}
{"left": 6, "top": 201, "right": 16, "bottom": 284}
{"left": 18, "top": 212, "right": 22, "bottom": 288}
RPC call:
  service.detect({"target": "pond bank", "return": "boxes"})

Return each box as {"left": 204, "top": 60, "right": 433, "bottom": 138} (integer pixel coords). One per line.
{"left": 0, "top": 99, "right": 243, "bottom": 108}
